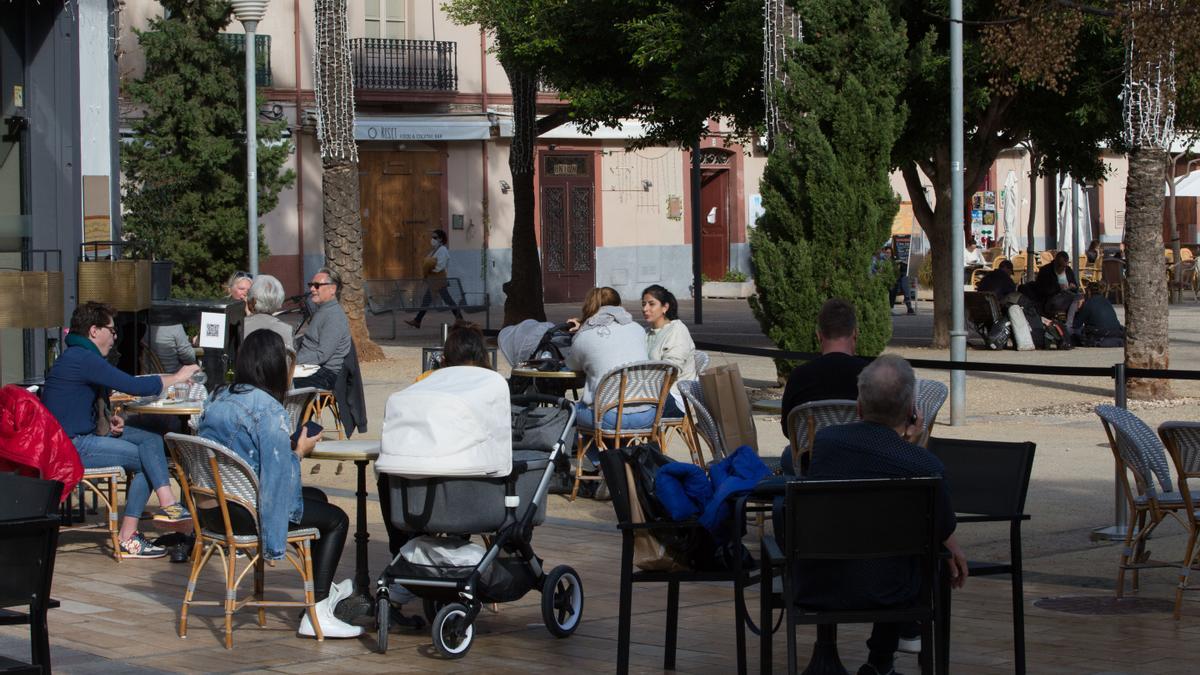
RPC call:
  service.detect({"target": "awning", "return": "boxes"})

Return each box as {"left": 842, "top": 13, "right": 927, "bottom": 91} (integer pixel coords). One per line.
{"left": 1167, "top": 171, "right": 1200, "bottom": 198}
{"left": 353, "top": 114, "right": 513, "bottom": 142}
{"left": 540, "top": 120, "right": 649, "bottom": 140}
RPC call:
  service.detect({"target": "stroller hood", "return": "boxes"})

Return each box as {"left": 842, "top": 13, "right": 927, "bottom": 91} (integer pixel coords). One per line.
{"left": 498, "top": 319, "right": 555, "bottom": 367}
{"left": 377, "top": 367, "right": 512, "bottom": 478}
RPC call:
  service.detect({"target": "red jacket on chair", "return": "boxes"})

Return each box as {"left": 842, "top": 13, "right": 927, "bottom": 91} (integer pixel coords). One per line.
{"left": 0, "top": 384, "right": 83, "bottom": 501}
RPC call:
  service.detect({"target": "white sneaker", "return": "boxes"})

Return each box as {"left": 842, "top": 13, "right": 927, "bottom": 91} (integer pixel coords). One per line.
{"left": 896, "top": 634, "right": 921, "bottom": 654}
{"left": 298, "top": 579, "right": 364, "bottom": 639}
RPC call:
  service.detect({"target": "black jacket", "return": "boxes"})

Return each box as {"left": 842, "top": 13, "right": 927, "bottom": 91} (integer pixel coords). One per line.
{"left": 1032, "top": 263, "right": 1077, "bottom": 302}
{"left": 333, "top": 343, "right": 367, "bottom": 436}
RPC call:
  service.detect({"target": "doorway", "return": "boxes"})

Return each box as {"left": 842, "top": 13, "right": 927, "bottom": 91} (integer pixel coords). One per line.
{"left": 699, "top": 168, "right": 731, "bottom": 280}
{"left": 539, "top": 153, "right": 595, "bottom": 303}
{"left": 360, "top": 149, "right": 445, "bottom": 280}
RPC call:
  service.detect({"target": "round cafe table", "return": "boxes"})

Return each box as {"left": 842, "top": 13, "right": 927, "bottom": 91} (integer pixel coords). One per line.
{"left": 510, "top": 367, "right": 583, "bottom": 397}
{"left": 123, "top": 398, "right": 205, "bottom": 418}
{"left": 308, "top": 439, "right": 381, "bottom": 609}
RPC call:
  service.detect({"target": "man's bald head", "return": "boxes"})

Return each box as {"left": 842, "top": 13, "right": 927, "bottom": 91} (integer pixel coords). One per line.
{"left": 857, "top": 354, "right": 916, "bottom": 428}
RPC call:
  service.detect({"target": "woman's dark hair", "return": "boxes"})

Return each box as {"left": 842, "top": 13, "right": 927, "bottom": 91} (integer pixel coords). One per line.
{"left": 441, "top": 321, "right": 491, "bottom": 369}
{"left": 227, "top": 330, "right": 289, "bottom": 403}
{"left": 432, "top": 229, "right": 448, "bottom": 245}
{"left": 641, "top": 284, "right": 679, "bottom": 321}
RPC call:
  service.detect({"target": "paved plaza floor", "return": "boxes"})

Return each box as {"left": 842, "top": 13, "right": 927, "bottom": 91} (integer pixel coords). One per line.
{"left": 7, "top": 296, "right": 1200, "bottom": 672}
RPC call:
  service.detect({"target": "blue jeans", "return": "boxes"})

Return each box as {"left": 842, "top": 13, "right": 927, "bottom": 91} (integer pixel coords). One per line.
{"left": 576, "top": 401, "right": 659, "bottom": 467}
{"left": 73, "top": 426, "right": 170, "bottom": 521}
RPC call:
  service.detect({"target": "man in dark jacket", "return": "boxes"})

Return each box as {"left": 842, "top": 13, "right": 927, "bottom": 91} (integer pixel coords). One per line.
{"left": 976, "top": 259, "right": 1017, "bottom": 300}
{"left": 1072, "top": 286, "right": 1125, "bottom": 346}
{"left": 801, "top": 355, "right": 968, "bottom": 675}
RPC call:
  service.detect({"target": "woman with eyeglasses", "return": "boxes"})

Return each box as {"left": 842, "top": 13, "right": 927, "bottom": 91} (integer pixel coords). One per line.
{"left": 404, "top": 229, "right": 463, "bottom": 329}
{"left": 226, "top": 271, "right": 254, "bottom": 316}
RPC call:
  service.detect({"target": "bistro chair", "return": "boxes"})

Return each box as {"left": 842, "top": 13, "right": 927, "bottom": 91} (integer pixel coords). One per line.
{"left": 572, "top": 361, "right": 676, "bottom": 501}
{"left": 785, "top": 399, "right": 859, "bottom": 475}
{"left": 58, "top": 466, "right": 124, "bottom": 561}
{"left": 678, "top": 379, "right": 727, "bottom": 468}
{"left": 1095, "top": 406, "right": 1190, "bottom": 600}
{"left": 303, "top": 391, "right": 343, "bottom": 440}
{"left": 283, "top": 387, "right": 319, "bottom": 432}
{"left": 694, "top": 350, "right": 711, "bottom": 376}
{"left": 914, "top": 379, "right": 948, "bottom": 447}
{"left": 929, "top": 437, "right": 1036, "bottom": 673}
{"left": 165, "top": 433, "right": 323, "bottom": 648}
{"left": 1156, "top": 422, "right": 1200, "bottom": 618}
{"left": 760, "top": 477, "right": 948, "bottom": 675}
{"left": 1101, "top": 259, "right": 1125, "bottom": 304}
{"left": 0, "top": 473, "right": 63, "bottom": 674}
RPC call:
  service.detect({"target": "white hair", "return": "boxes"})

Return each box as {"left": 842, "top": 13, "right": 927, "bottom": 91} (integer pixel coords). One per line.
{"left": 248, "top": 274, "right": 285, "bottom": 314}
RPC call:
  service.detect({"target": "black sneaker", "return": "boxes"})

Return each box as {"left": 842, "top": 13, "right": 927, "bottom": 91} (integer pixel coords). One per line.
{"left": 120, "top": 532, "right": 168, "bottom": 559}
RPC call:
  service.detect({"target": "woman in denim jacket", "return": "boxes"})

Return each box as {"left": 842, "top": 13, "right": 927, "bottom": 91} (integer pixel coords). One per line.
{"left": 197, "top": 330, "right": 361, "bottom": 638}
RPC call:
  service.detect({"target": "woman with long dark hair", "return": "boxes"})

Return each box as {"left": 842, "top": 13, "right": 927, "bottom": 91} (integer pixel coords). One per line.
{"left": 641, "top": 284, "right": 695, "bottom": 418}
{"left": 197, "top": 330, "right": 360, "bottom": 639}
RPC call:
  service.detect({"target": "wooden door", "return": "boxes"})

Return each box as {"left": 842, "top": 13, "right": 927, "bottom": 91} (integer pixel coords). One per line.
{"left": 540, "top": 154, "right": 596, "bottom": 303}
{"left": 700, "top": 169, "right": 730, "bottom": 280}
{"left": 360, "top": 150, "right": 444, "bottom": 280}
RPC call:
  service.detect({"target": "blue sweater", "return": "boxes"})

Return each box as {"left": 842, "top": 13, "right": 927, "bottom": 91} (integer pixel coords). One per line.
{"left": 42, "top": 346, "right": 163, "bottom": 437}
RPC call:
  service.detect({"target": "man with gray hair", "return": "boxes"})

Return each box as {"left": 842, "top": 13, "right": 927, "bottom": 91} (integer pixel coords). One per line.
{"left": 800, "top": 354, "right": 968, "bottom": 675}
{"left": 243, "top": 274, "right": 295, "bottom": 355}
{"left": 294, "top": 267, "right": 351, "bottom": 389}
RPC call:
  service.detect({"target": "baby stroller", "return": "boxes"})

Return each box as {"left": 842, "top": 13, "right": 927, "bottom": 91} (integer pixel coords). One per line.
{"left": 498, "top": 319, "right": 576, "bottom": 397}
{"left": 374, "top": 366, "right": 582, "bottom": 658}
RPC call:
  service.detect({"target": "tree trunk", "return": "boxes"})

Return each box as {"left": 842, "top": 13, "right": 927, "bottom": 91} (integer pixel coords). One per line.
{"left": 321, "top": 162, "right": 383, "bottom": 361}
{"left": 314, "top": 0, "right": 383, "bottom": 361}
{"left": 1025, "top": 149, "right": 1040, "bottom": 283}
{"left": 926, "top": 189, "right": 954, "bottom": 349}
{"left": 1124, "top": 145, "right": 1171, "bottom": 399}
{"left": 501, "top": 63, "right": 546, "bottom": 326}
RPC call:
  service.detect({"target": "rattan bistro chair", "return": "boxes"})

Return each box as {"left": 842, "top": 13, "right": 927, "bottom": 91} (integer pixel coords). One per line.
{"left": 1156, "top": 422, "right": 1200, "bottom": 618}
{"left": 572, "top": 361, "right": 677, "bottom": 501}
{"left": 283, "top": 387, "right": 319, "bottom": 432}
{"left": 678, "top": 379, "right": 727, "bottom": 467}
{"left": 1095, "top": 406, "right": 1192, "bottom": 600}
{"left": 59, "top": 466, "right": 124, "bottom": 560}
{"left": 786, "top": 399, "right": 859, "bottom": 475}
{"left": 165, "top": 433, "right": 323, "bottom": 648}
{"left": 914, "top": 379, "right": 949, "bottom": 447}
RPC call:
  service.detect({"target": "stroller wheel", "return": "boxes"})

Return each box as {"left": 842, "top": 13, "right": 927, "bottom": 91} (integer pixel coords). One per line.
{"left": 422, "top": 598, "right": 445, "bottom": 623}
{"left": 432, "top": 603, "right": 474, "bottom": 659}
{"left": 541, "top": 565, "right": 584, "bottom": 638}
{"left": 376, "top": 591, "right": 390, "bottom": 654}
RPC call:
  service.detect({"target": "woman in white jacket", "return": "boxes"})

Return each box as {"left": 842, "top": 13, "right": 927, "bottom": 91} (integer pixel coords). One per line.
{"left": 641, "top": 285, "right": 695, "bottom": 418}
{"left": 564, "top": 287, "right": 653, "bottom": 436}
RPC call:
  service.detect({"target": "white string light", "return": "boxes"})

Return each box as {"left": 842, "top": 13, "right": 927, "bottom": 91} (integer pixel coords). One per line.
{"left": 314, "top": 0, "right": 358, "bottom": 162}
{"left": 1122, "top": 0, "right": 1176, "bottom": 151}
{"left": 762, "top": 0, "right": 802, "bottom": 149}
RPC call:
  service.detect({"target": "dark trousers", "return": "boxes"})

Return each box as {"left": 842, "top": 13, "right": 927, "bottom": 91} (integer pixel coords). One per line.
{"left": 294, "top": 366, "right": 337, "bottom": 390}
{"left": 866, "top": 621, "right": 901, "bottom": 668}
{"left": 376, "top": 474, "right": 411, "bottom": 558}
{"left": 413, "top": 286, "right": 463, "bottom": 324}
{"left": 201, "top": 486, "right": 349, "bottom": 601}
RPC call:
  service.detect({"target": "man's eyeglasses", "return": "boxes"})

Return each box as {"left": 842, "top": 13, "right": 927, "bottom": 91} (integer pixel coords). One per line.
{"left": 100, "top": 325, "right": 118, "bottom": 338}
{"left": 308, "top": 281, "right": 335, "bottom": 289}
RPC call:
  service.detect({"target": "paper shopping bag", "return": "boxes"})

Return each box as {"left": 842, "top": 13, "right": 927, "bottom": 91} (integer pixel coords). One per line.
{"left": 698, "top": 363, "right": 758, "bottom": 453}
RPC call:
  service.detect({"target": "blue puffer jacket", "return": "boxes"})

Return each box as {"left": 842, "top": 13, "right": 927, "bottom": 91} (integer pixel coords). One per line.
{"left": 652, "top": 445, "right": 771, "bottom": 538}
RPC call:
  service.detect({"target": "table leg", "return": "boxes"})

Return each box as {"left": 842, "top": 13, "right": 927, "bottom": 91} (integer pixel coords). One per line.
{"left": 353, "top": 459, "right": 370, "bottom": 596}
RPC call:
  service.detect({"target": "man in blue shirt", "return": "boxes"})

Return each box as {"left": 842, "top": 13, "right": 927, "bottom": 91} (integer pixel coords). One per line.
{"left": 42, "top": 301, "right": 200, "bottom": 558}
{"left": 802, "top": 355, "right": 968, "bottom": 675}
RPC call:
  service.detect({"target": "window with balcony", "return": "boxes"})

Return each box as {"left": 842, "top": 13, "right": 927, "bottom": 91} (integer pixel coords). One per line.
{"left": 365, "top": 0, "right": 406, "bottom": 39}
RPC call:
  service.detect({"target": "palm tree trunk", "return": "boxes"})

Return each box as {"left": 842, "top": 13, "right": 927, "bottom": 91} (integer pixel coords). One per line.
{"left": 1124, "top": 145, "right": 1171, "bottom": 398}
{"left": 315, "top": 0, "right": 383, "bottom": 361}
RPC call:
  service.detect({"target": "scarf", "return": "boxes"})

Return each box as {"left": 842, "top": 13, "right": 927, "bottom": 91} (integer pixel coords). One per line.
{"left": 65, "top": 332, "right": 101, "bottom": 356}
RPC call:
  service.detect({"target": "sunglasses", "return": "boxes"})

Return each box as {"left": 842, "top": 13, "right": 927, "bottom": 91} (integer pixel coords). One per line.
{"left": 308, "top": 281, "right": 335, "bottom": 288}
{"left": 233, "top": 271, "right": 254, "bottom": 280}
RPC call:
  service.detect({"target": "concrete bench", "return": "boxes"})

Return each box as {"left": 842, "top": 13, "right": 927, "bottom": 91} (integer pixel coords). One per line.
{"left": 365, "top": 278, "right": 490, "bottom": 338}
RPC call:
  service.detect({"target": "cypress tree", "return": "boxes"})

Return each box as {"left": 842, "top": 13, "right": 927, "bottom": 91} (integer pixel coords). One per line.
{"left": 121, "top": 0, "right": 294, "bottom": 297}
{"left": 749, "top": 0, "right": 906, "bottom": 373}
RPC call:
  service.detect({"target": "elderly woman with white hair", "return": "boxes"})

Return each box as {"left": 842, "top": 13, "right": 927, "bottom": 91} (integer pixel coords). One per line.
{"left": 242, "top": 274, "right": 295, "bottom": 354}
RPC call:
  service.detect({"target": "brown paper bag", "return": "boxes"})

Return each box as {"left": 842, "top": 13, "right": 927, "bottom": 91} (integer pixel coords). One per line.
{"left": 699, "top": 363, "right": 758, "bottom": 453}
{"left": 626, "top": 464, "right": 689, "bottom": 572}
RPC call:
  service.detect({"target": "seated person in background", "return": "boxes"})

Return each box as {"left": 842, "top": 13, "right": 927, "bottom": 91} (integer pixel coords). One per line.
{"left": 415, "top": 320, "right": 490, "bottom": 383}
{"left": 779, "top": 299, "right": 867, "bottom": 475}
{"left": 565, "top": 287, "right": 653, "bottom": 437}
{"left": 42, "top": 301, "right": 200, "bottom": 558}
{"left": 243, "top": 274, "right": 295, "bottom": 356}
{"left": 1032, "top": 250, "right": 1078, "bottom": 306}
{"left": 963, "top": 241, "right": 987, "bottom": 267}
{"left": 225, "top": 270, "right": 253, "bottom": 316}
{"left": 293, "top": 267, "right": 352, "bottom": 390}
{"left": 1073, "top": 283, "right": 1125, "bottom": 347}
{"left": 148, "top": 320, "right": 196, "bottom": 374}
{"left": 1086, "top": 239, "right": 1102, "bottom": 263}
{"left": 975, "top": 259, "right": 1017, "bottom": 300}
{"left": 800, "top": 355, "right": 967, "bottom": 675}
{"left": 641, "top": 284, "right": 695, "bottom": 418}
{"left": 198, "top": 330, "right": 360, "bottom": 638}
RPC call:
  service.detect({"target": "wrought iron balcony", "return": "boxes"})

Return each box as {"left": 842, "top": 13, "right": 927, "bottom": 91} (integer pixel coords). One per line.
{"left": 217, "top": 33, "right": 272, "bottom": 88}
{"left": 351, "top": 39, "right": 457, "bottom": 91}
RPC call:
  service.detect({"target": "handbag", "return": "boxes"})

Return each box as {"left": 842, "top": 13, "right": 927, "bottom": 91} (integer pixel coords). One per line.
{"left": 698, "top": 363, "right": 758, "bottom": 453}
{"left": 511, "top": 402, "right": 575, "bottom": 454}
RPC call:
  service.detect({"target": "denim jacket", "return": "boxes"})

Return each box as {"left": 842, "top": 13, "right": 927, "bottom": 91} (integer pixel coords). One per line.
{"left": 197, "top": 386, "right": 302, "bottom": 560}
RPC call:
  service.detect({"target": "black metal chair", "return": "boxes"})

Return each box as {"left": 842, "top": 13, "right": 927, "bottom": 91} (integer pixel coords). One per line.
{"left": 761, "top": 478, "right": 948, "bottom": 675}
{"left": 928, "top": 438, "right": 1035, "bottom": 674}
{"left": 0, "top": 473, "right": 63, "bottom": 674}
{"left": 599, "top": 447, "right": 756, "bottom": 675}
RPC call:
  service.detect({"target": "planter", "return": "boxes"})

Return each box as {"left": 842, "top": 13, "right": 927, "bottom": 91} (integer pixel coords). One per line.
{"left": 0, "top": 271, "right": 65, "bottom": 327}
{"left": 151, "top": 261, "right": 174, "bottom": 300}
{"left": 701, "top": 280, "right": 756, "bottom": 299}
{"left": 78, "top": 259, "right": 152, "bottom": 312}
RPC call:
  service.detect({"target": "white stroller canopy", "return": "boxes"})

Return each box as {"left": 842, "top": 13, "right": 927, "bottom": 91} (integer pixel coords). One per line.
{"left": 377, "top": 366, "right": 513, "bottom": 478}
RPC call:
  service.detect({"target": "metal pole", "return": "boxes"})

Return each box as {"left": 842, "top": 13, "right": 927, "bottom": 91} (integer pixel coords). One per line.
{"left": 1092, "top": 363, "right": 1130, "bottom": 541}
{"left": 691, "top": 140, "right": 703, "bottom": 325}
{"left": 244, "top": 21, "right": 260, "bottom": 276}
{"left": 948, "top": 0, "right": 966, "bottom": 425}
{"left": 1072, "top": 179, "right": 1081, "bottom": 282}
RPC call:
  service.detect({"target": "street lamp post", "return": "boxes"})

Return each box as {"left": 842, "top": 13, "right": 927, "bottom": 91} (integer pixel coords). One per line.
{"left": 229, "top": 1, "right": 270, "bottom": 276}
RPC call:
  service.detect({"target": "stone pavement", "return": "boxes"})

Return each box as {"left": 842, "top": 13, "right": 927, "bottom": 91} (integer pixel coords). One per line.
{"left": 7, "top": 296, "right": 1200, "bottom": 672}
